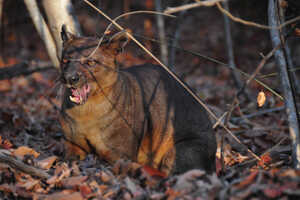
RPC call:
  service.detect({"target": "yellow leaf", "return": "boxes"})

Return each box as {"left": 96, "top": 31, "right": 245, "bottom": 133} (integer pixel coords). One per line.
{"left": 257, "top": 91, "right": 266, "bottom": 107}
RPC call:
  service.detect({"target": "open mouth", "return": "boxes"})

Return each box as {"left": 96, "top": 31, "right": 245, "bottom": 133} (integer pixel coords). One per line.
{"left": 69, "top": 84, "right": 90, "bottom": 105}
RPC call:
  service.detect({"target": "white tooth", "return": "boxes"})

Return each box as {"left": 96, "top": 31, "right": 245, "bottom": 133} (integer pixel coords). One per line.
{"left": 69, "top": 96, "right": 77, "bottom": 103}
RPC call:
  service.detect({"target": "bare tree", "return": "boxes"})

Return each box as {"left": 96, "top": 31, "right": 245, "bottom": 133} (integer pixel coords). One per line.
{"left": 24, "top": 0, "right": 59, "bottom": 68}
{"left": 268, "top": 0, "right": 300, "bottom": 168}
{"left": 24, "top": 0, "right": 81, "bottom": 68}
{"left": 42, "top": 0, "right": 81, "bottom": 60}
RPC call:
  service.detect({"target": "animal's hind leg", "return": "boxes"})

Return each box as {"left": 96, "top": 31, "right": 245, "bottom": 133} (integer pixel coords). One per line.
{"left": 173, "top": 139, "right": 216, "bottom": 174}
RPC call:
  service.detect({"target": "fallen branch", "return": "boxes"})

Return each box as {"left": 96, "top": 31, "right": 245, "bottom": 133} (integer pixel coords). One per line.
{"left": 0, "top": 150, "right": 50, "bottom": 179}
{"left": 269, "top": 0, "right": 300, "bottom": 168}
{"left": 0, "top": 61, "right": 55, "bottom": 80}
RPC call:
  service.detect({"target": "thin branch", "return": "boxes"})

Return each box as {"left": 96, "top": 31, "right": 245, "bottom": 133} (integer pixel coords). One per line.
{"left": 230, "top": 106, "right": 285, "bottom": 124}
{"left": 269, "top": 0, "right": 300, "bottom": 168}
{"left": 155, "top": 0, "right": 168, "bottom": 65}
{"left": 164, "top": 0, "right": 225, "bottom": 14}
{"left": 0, "top": 61, "right": 55, "bottom": 80}
{"left": 0, "top": 150, "right": 50, "bottom": 179}
{"left": 222, "top": 1, "right": 246, "bottom": 96}
{"left": 83, "top": 0, "right": 261, "bottom": 161}
{"left": 217, "top": 2, "right": 300, "bottom": 30}
{"left": 169, "top": 0, "right": 188, "bottom": 69}
{"left": 222, "top": 43, "right": 282, "bottom": 132}
{"left": 134, "top": 33, "right": 284, "bottom": 100}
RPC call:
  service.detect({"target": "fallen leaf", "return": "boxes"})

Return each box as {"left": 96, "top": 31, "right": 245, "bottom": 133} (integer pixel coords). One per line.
{"left": 18, "top": 180, "right": 40, "bottom": 190}
{"left": 235, "top": 171, "right": 258, "bottom": 189}
{"left": 258, "top": 153, "right": 272, "bottom": 168}
{"left": 295, "top": 28, "right": 300, "bottom": 37}
{"left": 37, "top": 156, "right": 57, "bottom": 170}
{"left": 44, "top": 191, "right": 84, "bottom": 200}
{"left": 61, "top": 176, "right": 88, "bottom": 189}
{"left": 279, "top": 169, "right": 300, "bottom": 177}
{"left": 142, "top": 165, "right": 167, "bottom": 178}
{"left": 263, "top": 187, "right": 282, "bottom": 198}
{"left": 257, "top": 91, "right": 266, "bottom": 107}
{"left": 174, "top": 170, "right": 205, "bottom": 191}
{"left": 13, "top": 146, "right": 40, "bottom": 159}
{"left": 165, "top": 188, "right": 182, "bottom": 200}
{"left": 79, "top": 184, "right": 94, "bottom": 198}
{"left": 2, "top": 139, "right": 13, "bottom": 149}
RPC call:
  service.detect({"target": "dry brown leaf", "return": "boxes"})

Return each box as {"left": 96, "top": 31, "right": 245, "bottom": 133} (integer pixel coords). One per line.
{"left": 235, "top": 171, "right": 258, "bottom": 189}
{"left": 258, "top": 153, "right": 272, "bottom": 168}
{"left": 13, "top": 146, "right": 40, "bottom": 159}
{"left": 2, "top": 139, "right": 13, "bottom": 149}
{"left": 47, "top": 163, "right": 71, "bottom": 185}
{"left": 44, "top": 191, "right": 84, "bottom": 200}
{"left": 18, "top": 180, "right": 40, "bottom": 191}
{"left": 295, "top": 28, "right": 300, "bottom": 37}
{"left": 79, "top": 184, "right": 94, "bottom": 198}
{"left": 61, "top": 176, "right": 88, "bottom": 189}
{"left": 99, "top": 171, "right": 113, "bottom": 183}
{"left": 263, "top": 187, "right": 282, "bottom": 198}
{"left": 279, "top": 169, "right": 300, "bottom": 177}
{"left": 37, "top": 156, "right": 58, "bottom": 170}
{"left": 257, "top": 91, "right": 266, "bottom": 107}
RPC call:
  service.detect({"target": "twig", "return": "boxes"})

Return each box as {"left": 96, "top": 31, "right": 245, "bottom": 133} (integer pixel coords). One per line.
{"left": 221, "top": 43, "right": 281, "bottom": 130}
{"left": 164, "top": 0, "right": 225, "bottom": 14}
{"left": 269, "top": 0, "right": 300, "bottom": 168}
{"left": 0, "top": 61, "right": 55, "bottom": 80}
{"left": 155, "top": 0, "right": 168, "bottom": 65}
{"left": 222, "top": 1, "right": 244, "bottom": 93}
{"left": 242, "top": 44, "right": 281, "bottom": 94}
{"left": 0, "top": 150, "right": 50, "bottom": 179}
{"left": 216, "top": 2, "right": 300, "bottom": 30}
{"left": 230, "top": 106, "right": 285, "bottom": 124}
{"left": 133, "top": 33, "right": 284, "bottom": 100}
{"left": 83, "top": 0, "right": 261, "bottom": 161}
{"left": 169, "top": 0, "right": 188, "bottom": 69}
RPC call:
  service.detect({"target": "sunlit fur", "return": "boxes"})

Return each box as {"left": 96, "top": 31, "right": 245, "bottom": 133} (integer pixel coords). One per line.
{"left": 59, "top": 32, "right": 216, "bottom": 175}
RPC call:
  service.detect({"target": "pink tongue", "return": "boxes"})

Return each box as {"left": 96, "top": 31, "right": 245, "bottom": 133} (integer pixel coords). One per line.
{"left": 70, "top": 84, "right": 90, "bottom": 104}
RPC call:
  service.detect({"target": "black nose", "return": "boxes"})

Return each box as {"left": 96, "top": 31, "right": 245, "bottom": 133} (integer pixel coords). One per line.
{"left": 66, "top": 72, "right": 80, "bottom": 85}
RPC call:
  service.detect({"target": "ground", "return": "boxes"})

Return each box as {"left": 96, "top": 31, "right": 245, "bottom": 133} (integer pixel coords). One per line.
{"left": 0, "top": 0, "right": 300, "bottom": 199}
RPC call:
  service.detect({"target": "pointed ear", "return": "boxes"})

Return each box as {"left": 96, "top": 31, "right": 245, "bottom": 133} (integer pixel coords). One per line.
{"left": 108, "top": 30, "right": 130, "bottom": 54}
{"left": 61, "top": 25, "right": 76, "bottom": 44}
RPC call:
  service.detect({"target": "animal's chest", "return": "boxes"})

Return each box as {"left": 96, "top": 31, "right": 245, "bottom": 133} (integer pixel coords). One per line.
{"left": 60, "top": 90, "right": 145, "bottom": 161}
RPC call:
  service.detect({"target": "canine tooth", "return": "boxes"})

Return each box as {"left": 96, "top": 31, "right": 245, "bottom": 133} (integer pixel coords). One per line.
{"left": 69, "top": 96, "right": 77, "bottom": 103}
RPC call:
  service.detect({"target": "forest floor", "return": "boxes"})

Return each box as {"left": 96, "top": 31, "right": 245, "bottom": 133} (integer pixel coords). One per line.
{"left": 1, "top": 1, "right": 300, "bottom": 199}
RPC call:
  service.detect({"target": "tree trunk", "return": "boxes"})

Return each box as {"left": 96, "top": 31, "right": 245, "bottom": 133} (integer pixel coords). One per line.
{"left": 42, "top": 0, "right": 81, "bottom": 60}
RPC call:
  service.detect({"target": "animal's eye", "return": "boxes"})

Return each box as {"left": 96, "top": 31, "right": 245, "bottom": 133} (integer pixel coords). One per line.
{"left": 87, "top": 60, "right": 96, "bottom": 66}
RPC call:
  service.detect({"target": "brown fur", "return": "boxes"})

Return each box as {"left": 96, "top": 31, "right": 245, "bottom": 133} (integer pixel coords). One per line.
{"left": 59, "top": 30, "right": 216, "bottom": 175}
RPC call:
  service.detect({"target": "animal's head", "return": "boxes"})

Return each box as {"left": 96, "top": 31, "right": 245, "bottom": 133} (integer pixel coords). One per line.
{"left": 60, "top": 26, "right": 129, "bottom": 105}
